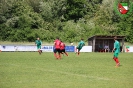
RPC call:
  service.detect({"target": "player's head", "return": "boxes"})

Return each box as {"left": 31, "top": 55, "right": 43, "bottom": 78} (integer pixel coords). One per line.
{"left": 56, "top": 37, "right": 59, "bottom": 40}
{"left": 37, "top": 37, "right": 40, "bottom": 40}
{"left": 114, "top": 36, "right": 117, "bottom": 41}
{"left": 81, "top": 38, "right": 84, "bottom": 40}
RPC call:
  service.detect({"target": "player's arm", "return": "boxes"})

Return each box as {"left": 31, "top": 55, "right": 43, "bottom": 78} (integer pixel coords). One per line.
{"left": 83, "top": 42, "right": 85, "bottom": 46}
{"left": 64, "top": 43, "right": 65, "bottom": 47}
{"left": 78, "top": 42, "right": 81, "bottom": 47}
{"left": 112, "top": 44, "right": 116, "bottom": 52}
{"left": 35, "top": 41, "right": 37, "bottom": 45}
{"left": 54, "top": 41, "right": 56, "bottom": 45}
{"left": 112, "top": 48, "right": 115, "bottom": 52}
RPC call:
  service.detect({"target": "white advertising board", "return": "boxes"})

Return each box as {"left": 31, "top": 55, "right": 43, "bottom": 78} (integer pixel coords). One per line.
{"left": 0, "top": 45, "right": 53, "bottom": 52}
{"left": 0, "top": 45, "right": 37, "bottom": 51}
{"left": 125, "top": 46, "right": 133, "bottom": 52}
{"left": 75, "top": 46, "right": 92, "bottom": 52}
{"left": 41, "top": 46, "right": 53, "bottom": 52}
{"left": 0, "top": 45, "right": 92, "bottom": 52}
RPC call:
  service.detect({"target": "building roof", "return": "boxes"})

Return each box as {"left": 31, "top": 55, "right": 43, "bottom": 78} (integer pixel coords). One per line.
{"left": 88, "top": 35, "right": 125, "bottom": 40}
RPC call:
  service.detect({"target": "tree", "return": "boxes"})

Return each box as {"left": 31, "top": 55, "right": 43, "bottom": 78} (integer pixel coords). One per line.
{"left": 39, "top": 0, "right": 66, "bottom": 22}
{"left": 64, "top": 0, "right": 88, "bottom": 21}
{"left": 0, "top": 0, "right": 133, "bottom": 43}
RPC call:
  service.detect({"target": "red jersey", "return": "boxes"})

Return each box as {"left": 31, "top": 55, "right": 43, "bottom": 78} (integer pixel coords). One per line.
{"left": 60, "top": 42, "right": 65, "bottom": 50}
{"left": 54, "top": 39, "right": 61, "bottom": 49}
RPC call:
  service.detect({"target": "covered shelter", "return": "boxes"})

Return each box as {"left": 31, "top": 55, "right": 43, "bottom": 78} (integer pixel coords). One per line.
{"left": 88, "top": 35, "right": 125, "bottom": 52}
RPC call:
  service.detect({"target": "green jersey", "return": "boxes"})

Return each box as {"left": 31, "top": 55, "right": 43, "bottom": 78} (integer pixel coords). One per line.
{"left": 78, "top": 40, "right": 85, "bottom": 49}
{"left": 114, "top": 40, "right": 120, "bottom": 53}
{"left": 35, "top": 40, "right": 42, "bottom": 46}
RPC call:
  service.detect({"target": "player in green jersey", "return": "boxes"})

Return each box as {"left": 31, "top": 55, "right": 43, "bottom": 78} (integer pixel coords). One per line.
{"left": 75, "top": 38, "right": 85, "bottom": 55}
{"left": 112, "top": 36, "right": 120, "bottom": 67}
{"left": 35, "top": 38, "right": 42, "bottom": 55}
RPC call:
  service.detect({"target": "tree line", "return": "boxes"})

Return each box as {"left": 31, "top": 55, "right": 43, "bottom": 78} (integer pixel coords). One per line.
{"left": 0, "top": 0, "right": 133, "bottom": 43}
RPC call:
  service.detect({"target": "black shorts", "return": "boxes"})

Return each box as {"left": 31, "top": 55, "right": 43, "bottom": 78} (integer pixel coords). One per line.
{"left": 60, "top": 49, "right": 65, "bottom": 53}
{"left": 54, "top": 48, "right": 61, "bottom": 53}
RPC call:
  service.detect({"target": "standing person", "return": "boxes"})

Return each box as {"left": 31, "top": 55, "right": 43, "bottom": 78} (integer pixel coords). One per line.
{"left": 60, "top": 41, "right": 68, "bottom": 56}
{"left": 35, "top": 37, "right": 42, "bottom": 55}
{"left": 112, "top": 36, "right": 120, "bottom": 67}
{"left": 75, "top": 38, "right": 85, "bottom": 55}
{"left": 54, "top": 37, "right": 61, "bottom": 59}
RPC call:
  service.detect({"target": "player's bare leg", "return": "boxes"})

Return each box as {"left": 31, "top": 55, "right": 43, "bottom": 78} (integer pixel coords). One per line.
{"left": 65, "top": 52, "right": 68, "bottom": 56}
{"left": 61, "top": 52, "right": 64, "bottom": 56}
{"left": 38, "top": 50, "right": 41, "bottom": 55}
{"left": 40, "top": 50, "right": 42, "bottom": 54}
{"left": 58, "top": 52, "right": 61, "bottom": 59}
{"left": 54, "top": 53, "right": 58, "bottom": 59}
{"left": 75, "top": 48, "right": 77, "bottom": 54}
{"left": 78, "top": 52, "right": 80, "bottom": 55}
{"left": 77, "top": 49, "right": 80, "bottom": 55}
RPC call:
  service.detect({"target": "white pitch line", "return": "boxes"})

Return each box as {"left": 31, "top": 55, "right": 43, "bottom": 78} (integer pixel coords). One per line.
{"left": 1, "top": 63, "right": 111, "bottom": 81}
{"left": 34, "top": 67, "right": 111, "bottom": 81}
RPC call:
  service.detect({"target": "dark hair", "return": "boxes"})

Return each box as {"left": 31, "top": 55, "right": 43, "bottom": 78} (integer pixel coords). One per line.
{"left": 114, "top": 36, "right": 117, "bottom": 40}
{"left": 56, "top": 37, "right": 59, "bottom": 39}
{"left": 80, "top": 38, "right": 83, "bottom": 40}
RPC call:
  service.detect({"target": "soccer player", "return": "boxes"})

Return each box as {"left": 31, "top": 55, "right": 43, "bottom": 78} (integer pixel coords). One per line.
{"left": 54, "top": 37, "right": 61, "bottom": 59}
{"left": 60, "top": 41, "right": 68, "bottom": 56}
{"left": 35, "top": 37, "right": 42, "bottom": 55}
{"left": 75, "top": 38, "right": 85, "bottom": 55}
{"left": 112, "top": 36, "right": 120, "bottom": 67}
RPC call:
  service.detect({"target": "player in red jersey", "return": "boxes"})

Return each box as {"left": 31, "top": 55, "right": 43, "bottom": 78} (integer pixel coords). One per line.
{"left": 60, "top": 41, "right": 68, "bottom": 56}
{"left": 54, "top": 37, "right": 61, "bottom": 59}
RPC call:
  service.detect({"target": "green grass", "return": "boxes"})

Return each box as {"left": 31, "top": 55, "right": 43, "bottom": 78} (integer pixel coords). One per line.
{"left": 0, "top": 52, "right": 133, "bottom": 88}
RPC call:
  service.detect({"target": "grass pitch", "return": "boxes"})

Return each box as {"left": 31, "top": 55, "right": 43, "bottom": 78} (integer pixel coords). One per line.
{"left": 0, "top": 52, "right": 133, "bottom": 88}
